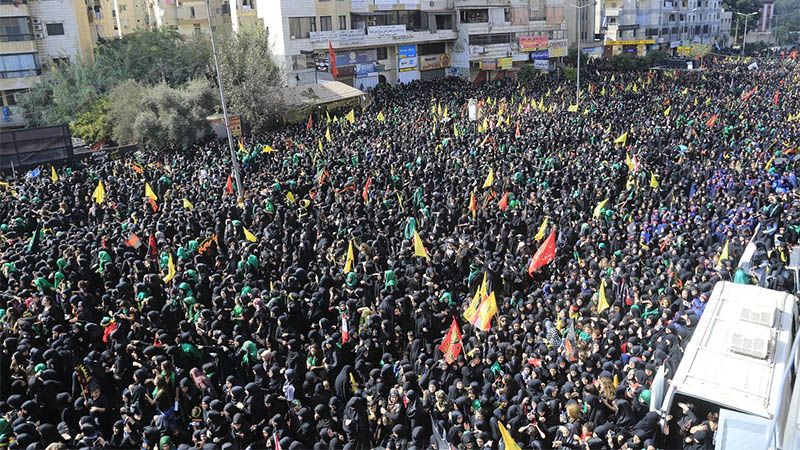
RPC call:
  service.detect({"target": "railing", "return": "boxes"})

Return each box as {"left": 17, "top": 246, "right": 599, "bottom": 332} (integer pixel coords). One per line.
{"left": 0, "top": 68, "right": 41, "bottom": 79}
{"left": 0, "top": 33, "right": 33, "bottom": 42}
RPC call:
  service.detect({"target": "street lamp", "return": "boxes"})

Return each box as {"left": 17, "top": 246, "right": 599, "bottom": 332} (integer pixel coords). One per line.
{"left": 205, "top": 0, "right": 245, "bottom": 199}
{"left": 566, "top": 0, "right": 596, "bottom": 105}
{"left": 735, "top": 11, "right": 757, "bottom": 55}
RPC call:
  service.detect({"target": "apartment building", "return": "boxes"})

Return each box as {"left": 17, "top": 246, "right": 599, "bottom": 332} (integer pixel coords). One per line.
{"left": 253, "top": 0, "right": 567, "bottom": 87}
{"left": 594, "top": 0, "right": 726, "bottom": 56}
{"left": 1, "top": 0, "right": 96, "bottom": 128}
{"left": 149, "top": 0, "right": 230, "bottom": 36}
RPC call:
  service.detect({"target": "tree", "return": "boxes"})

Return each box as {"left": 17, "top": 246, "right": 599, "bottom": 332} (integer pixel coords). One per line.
{"left": 108, "top": 79, "right": 215, "bottom": 149}
{"left": 214, "top": 25, "right": 289, "bottom": 134}
{"left": 70, "top": 97, "right": 110, "bottom": 144}
{"left": 723, "top": 0, "right": 762, "bottom": 38}
{"left": 18, "top": 29, "right": 210, "bottom": 131}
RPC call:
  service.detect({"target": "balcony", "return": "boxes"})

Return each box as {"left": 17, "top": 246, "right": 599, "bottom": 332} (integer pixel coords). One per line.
{"left": 0, "top": 105, "right": 26, "bottom": 128}
{"left": 0, "top": 72, "right": 40, "bottom": 91}
{"left": 310, "top": 27, "right": 457, "bottom": 50}
{"left": 0, "top": 37, "right": 35, "bottom": 55}
{"left": 352, "top": 0, "right": 454, "bottom": 12}
{"left": 0, "top": 0, "right": 29, "bottom": 16}
{"left": 455, "top": 0, "right": 512, "bottom": 6}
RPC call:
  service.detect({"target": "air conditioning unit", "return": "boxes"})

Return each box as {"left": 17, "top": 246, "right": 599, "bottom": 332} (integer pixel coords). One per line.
{"left": 34, "top": 32, "right": 44, "bottom": 39}
{"left": 729, "top": 330, "right": 770, "bottom": 360}
{"left": 32, "top": 24, "right": 43, "bottom": 31}
{"left": 31, "top": 17, "right": 42, "bottom": 24}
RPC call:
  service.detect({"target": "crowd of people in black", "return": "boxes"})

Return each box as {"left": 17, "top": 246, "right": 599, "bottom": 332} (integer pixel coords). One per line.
{"left": 1, "top": 52, "right": 799, "bottom": 450}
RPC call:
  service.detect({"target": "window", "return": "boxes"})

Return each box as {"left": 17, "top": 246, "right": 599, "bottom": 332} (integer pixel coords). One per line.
{"left": 608, "top": 17, "right": 616, "bottom": 24}
{"left": 376, "top": 47, "right": 387, "bottom": 60}
{"left": 434, "top": 14, "right": 452, "bottom": 31}
{"left": 119, "top": 4, "right": 126, "bottom": 10}
{"left": 190, "top": 7, "right": 196, "bottom": 18}
{"left": 0, "top": 17, "right": 32, "bottom": 42}
{"left": 459, "top": 9, "right": 488, "bottom": 23}
{"left": 193, "top": 24, "right": 201, "bottom": 35}
{"left": 2, "top": 89, "right": 24, "bottom": 106}
{"left": 45, "top": 23, "right": 64, "bottom": 36}
{"left": 0, "top": 53, "right": 39, "bottom": 78}
{"left": 338, "top": 15, "right": 346, "bottom": 30}
{"left": 504, "top": 7, "right": 511, "bottom": 22}
{"left": 646, "top": 27, "right": 659, "bottom": 36}
{"left": 288, "top": 17, "right": 315, "bottom": 39}
{"left": 418, "top": 42, "right": 446, "bottom": 55}
{"left": 320, "top": 16, "right": 332, "bottom": 31}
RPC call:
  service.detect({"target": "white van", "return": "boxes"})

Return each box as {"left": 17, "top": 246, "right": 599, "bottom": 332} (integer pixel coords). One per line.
{"left": 653, "top": 281, "right": 799, "bottom": 450}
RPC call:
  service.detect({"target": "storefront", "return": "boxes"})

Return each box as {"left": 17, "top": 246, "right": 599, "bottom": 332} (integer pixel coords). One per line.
{"left": 419, "top": 53, "right": 450, "bottom": 81}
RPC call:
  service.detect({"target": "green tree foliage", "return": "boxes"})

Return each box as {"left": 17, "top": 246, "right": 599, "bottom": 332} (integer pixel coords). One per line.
{"left": 214, "top": 25, "right": 287, "bottom": 134}
{"left": 774, "top": 0, "right": 800, "bottom": 45}
{"left": 69, "top": 97, "right": 110, "bottom": 144}
{"left": 18, "top": 29, "right": 210, "bottom": 138}
{"left": 723, "top": 0, "right": 762, "bottom": 37}
{"left": 107, "top": 79, "right": 215, "bottom": 150}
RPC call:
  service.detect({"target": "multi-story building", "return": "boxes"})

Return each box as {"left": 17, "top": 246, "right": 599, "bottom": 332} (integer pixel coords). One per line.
{"left": 94, "top": 0, "right": 151, "bottom": 38}
{"left": 455, "top": 0, "right": 567, "bottom": 82}
{"left": 253, "top": 0, "right": 567, "bottom": 87}
{"left": 149, "top": 0, "right": 230, "bottom": 36}
{"left": 719, "top": 8, "right": 731, "bottom": 47}
{"left": 595, "top": 0, "right": 725, "bottom": 56}
{"left": 1, "top": 0, "right": 97, "bottom": 128}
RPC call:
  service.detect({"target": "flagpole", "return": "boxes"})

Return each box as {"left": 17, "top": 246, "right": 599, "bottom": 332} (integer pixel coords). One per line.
{"left": 205, "top": 0, "right": 245, "bottom": 199}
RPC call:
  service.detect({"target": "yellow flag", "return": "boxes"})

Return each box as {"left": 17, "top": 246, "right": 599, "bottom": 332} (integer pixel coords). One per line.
{"left": 144, "top": 182, "right": 158, "bottom": 201}
{"left": 349, "top": 372, "right": 358, "bottom": 393}
{"left": 326, "top": 110, "right": 331, "bottom": 123}
{"left": 614, "top": 132, "right": 628, "bottom": 145}
{"left": 705, "top": 97, "right": 712, "bottom": 106}
{"left": 92, "top": 180, "right": 106, "bottom": 204}
{"left": 345, "top": 109, "right": 355, "bottom": 125}
{"left": 472, "top": 291, "right": 498, "bottom": 331}
{"left": 600, "top": 86, "right": 606, "bottom": 96}
{"left": 663, "top": 105, "right": 672, "bottom": 117}
{"left": 50, "top": 166, "right": 58, "bottom": 183}
{"left": 325, "top": 127, "right": 332, "bottom": 143}
{"left": 482, "top": 168, "right": 494, "bottom": 189}
{"left": 436, "top": 102, "right": 442, "bottom": 116}
{"left": 481, "top": 118, "right": 489, "bottom": 133}
{"left": 464, "top": 284, "right": 482, "bottom": 322}
{"left": 412, "top": 229, "right": 429, "bottom": 259}
{"left": 163, "top": 253, "right": 176, "bottom": 283}
{"left": 534, "top": 217, "right": 548, "bottom": 241}
{"left": 318, "top": 139, "right": 323, "bottom": 152}
{"left": 498, "top": 422, "right": 522, "bottom": 450}
{"left": 286, "top": 191, "right": 296, "bottom": 204}
{"left": 262, "top": 145, "right": 274, "bottom": 153}
{"left": 597, "top": 278, "right": 610, "bottom": 314}
{"left": 719, "top": 240, "right": 729, "bottom": 263}
{"left": 765, "top": 153, "right": 776, "bottom": 171}
{"left": 376, "top": 111, "right": 385, "bottom": 122}
{"left": 344, "top": 240, "right": 355, "bottom": 273}
{"left": 443, "top": 106, "right": 448, "bottom": 117}
{"left": 567, "top": 104, "right": 578, "bottom": 113}
{"left": 453, "top": 124, "right": 459, "bottom": 138}
{"left": 182, "top": 198, "right": 194, "bottom": 210}
{"left": 650, "top": 172, "right": 659, "bottom": 189}
{"left": 593, "top": 198, "right": 609, "bottom": 218}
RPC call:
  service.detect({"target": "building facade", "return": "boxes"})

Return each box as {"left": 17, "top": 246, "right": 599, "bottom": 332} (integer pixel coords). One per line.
{"left": 1, "top": 0, "right": 96, "bottom": 128}
{"left": 253, "top": 0, "right": 567, "bottom": 87}
{"left": 594, "top": 0, "right": 726, "bottom": 56}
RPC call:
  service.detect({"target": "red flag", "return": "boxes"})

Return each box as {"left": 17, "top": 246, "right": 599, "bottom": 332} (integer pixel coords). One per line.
{"left": 273, "top": 434, "right": 282, "bottom": 450}
{"left": 528, "top": 229, "right": 556, "bottom": 275}
{"left": 328, "top": 41, "right": 339, "bottom": 79}
{"left": 438, "top": 318, "right": 463, "bottom": 364}
{"left": 124, "top": 233, "right": 142, "bottom": 249}
{"left": 514, "top": 123, "right": 521, "bottom": 138}
{"left": 705, "top": 113, "right": 718, "bottom": 128}
{"left": 148, "top": 234, "right": 157, "bottom": 258}
{"left": 773, "top": 91, "right": 779, "bottom": 105}
{"left": 790, "top": 50, "right": 798, "bottom": 60}
{"left": 498, "top": 192, "right": 509, "bottom": 211}
{"left": 341, "top": 314, "right": 349, "bottom": 343}
{"left": 741, "top": 87, "right": 756, "bottom": 101}
{"left": 306, "top": 114, "right": 313, "bottom": 130}
{"left": 362, "top": 176, "right": 372, "bottom": 203}
{"left": 147, "top": 197, "right": 158, "bottom": 213}
{"left": 224, "top": 175, "right": 234, "bottom": 195}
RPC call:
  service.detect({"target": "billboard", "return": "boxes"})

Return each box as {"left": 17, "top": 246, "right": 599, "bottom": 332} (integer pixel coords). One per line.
{"left": 497, "top": 57, "right": 513, "bottom": 70}
{"left": 480, "top": 59, "right": 496, "bottom": 70}
{"left": 519, "top": 35, "right": 549, "bottom": 52}
{"left": 419, "top": 53, "right": 450, "bottom": 71}
{"left": 548, "top": 39, "right": 568, "bottom": 58}
{"left": 398, "top": 44, "right": 417, "bottom": 72}
{"left": 335, "top": 49, "right": 378, "bottom": 66}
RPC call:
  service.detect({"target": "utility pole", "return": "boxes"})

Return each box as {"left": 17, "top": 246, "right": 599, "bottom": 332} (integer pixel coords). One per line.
{"left": 567, "top": 0, "right": 595, "bottom": 105}
{"left": 736, "top": 12, "right": 757, "bottom": 55}
{"left": 205, "top": 0, "right": 244, "bottom": 199}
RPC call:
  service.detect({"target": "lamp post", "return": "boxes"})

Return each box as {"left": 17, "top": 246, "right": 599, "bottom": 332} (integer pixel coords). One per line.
{"left": 205, "top": 0, "right": 244, "bottom": 199}
{"left": 736, "top": 11, "right": 757, "bottom": 55}
{"left": 567, "top": 0, "right": 596, "bottom": 105}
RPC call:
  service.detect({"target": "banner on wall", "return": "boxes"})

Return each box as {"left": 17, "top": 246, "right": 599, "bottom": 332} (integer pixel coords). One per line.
{"left": 480, "top": 59, "right": 496, "bottom": 70}
{"left": 519, "top": 35, "right": 549, "bottom": 52}
{"left": 398, "top": 44, "right": 417, "bottom": 72}
{"left": 497, "top": 57, "right": 513, "bottom": 70}
{"left": 419, "top": 54, "right": 450, "bottom": 71}
{"left": 336, "top": 49, "right": 378, "bottom": 66}
{"left": 548, "top": 39, "right": 568, "bottom": 58}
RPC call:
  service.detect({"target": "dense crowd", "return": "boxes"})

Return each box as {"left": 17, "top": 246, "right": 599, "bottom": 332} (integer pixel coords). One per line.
{"left": 1, "top": 53, "right": 799, "bottom": 450}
